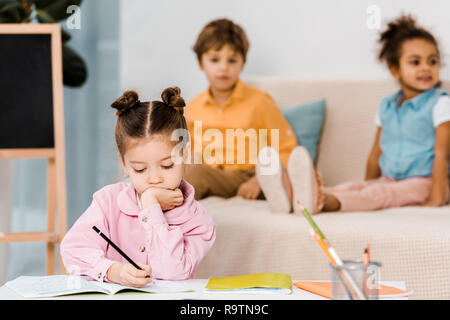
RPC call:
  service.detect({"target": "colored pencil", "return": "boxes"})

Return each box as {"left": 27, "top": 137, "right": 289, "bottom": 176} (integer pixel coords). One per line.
{"left": 364, "top": 244, "right": 370, "bottom": 266}
{"left": 297, "top": 201, "right": 367, "bottom": 300}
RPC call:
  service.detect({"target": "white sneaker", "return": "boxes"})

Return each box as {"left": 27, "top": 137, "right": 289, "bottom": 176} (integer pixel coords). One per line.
{"left": 256, "top": 147, "right": 292, "bottom": 213}
{"left": 288, "top": 146, "right": 319, "bottom": 214}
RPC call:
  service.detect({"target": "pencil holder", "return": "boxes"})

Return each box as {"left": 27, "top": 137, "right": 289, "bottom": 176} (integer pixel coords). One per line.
{"left": 329, "top": 259, "right": 381, "bottom": 300}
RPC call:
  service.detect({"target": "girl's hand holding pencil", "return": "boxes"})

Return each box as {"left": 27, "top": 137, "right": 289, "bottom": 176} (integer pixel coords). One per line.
{"left": 106, "top": 262, "right": 153, "bottom": 288}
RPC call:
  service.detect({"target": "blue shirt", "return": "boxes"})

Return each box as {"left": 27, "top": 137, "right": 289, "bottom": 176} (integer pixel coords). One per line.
{"left": 379, "top": 87, "right": 448, "bottom": 179}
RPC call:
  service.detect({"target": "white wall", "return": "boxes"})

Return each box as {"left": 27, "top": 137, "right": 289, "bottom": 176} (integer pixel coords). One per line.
{"left": 120, "top": 0, "right": 450, "bottom": 102}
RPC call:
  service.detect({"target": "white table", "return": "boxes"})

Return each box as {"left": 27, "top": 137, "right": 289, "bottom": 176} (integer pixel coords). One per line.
{"left": 0, "top": 279, "right": 407, "bottom": 300}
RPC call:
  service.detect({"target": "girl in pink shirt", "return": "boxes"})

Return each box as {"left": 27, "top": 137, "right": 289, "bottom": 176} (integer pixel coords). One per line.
{"left": 61, "top": 87, "right": 216, "bottom": 287}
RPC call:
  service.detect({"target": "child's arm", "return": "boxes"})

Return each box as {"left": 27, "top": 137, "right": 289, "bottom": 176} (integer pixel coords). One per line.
{"left": 60, "top": 197, "right": 117, "bottom": 282}
{"left": 365, "top": 127, "right": 383, "bottom": 180}
{"left": 61, "top": 198, "right": 153, "bottom": 287}
{"left": 422, "top": 122, "right": 450, "bottom": 206}
{"left": 137, "top": 198, "right": 216, "bottom": 280}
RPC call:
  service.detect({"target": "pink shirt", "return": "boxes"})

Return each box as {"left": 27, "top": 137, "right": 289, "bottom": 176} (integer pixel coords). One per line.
{"left": 60, "top": 179, "right": 216, "bottom": 282}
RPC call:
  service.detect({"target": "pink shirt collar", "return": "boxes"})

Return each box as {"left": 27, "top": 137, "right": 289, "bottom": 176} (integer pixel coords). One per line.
{"left": 117, "top": 179, "right": 196, "bottom": 224}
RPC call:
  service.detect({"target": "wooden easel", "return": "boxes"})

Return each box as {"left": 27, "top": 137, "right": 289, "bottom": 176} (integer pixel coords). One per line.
{"left": 0, "top": 24, "right": 67, "bottom": 275}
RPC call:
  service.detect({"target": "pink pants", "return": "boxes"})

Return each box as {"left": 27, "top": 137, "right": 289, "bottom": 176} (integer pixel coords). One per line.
{"left": 324, "top": 176, "right": 448, "bottom": 212}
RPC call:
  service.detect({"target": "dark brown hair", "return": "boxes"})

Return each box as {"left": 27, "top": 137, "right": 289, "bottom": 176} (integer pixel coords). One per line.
{"left": 378, "top": 14, "right": 440, "bottom": 68}
{"left": 193, "top": 18, "right": 250, "bottom": 62}
{"left": 111, "top": 87, "right": 188, "bottom": 159}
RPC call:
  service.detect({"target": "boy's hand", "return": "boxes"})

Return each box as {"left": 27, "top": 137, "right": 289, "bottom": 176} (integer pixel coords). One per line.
{"left": 141, "top": 187, "right": 184, "bottom": 211}
{"left": 106, "top": 262, "right": 152, "bottom": 288}
{"left": 237, "top": 176, "right": 261, "bottom": 200}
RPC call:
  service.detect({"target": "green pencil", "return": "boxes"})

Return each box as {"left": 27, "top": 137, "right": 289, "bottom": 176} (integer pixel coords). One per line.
{"left": 297, "top": 201, "right": 326, "bottom": 239}
{"left": 296, "top": 201, "right": 368, "bottom": 300}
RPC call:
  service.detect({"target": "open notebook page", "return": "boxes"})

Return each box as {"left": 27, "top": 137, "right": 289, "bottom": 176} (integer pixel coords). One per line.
{"left": 6, "top": 275, "right": 109, "bottom": 298}
{"left": 6, "top": 275, "right": 194, "bottom": 298}
{"left": 95, "top": 279, "right": 195, "bottom": 294}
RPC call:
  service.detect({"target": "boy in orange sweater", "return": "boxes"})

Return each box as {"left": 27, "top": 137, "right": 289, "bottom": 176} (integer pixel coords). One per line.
{"left": 184, "top": 18, "right": 298, "bottom": 210}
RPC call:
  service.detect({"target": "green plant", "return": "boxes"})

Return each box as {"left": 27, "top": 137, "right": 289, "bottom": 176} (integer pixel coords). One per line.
{"left": 0, "top": 0, "right": 87, "bottom": 87}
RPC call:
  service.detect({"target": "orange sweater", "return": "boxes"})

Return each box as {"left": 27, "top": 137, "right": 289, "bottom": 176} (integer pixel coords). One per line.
{"left": 185, "top": 80, "right": 297, "bottom": 171}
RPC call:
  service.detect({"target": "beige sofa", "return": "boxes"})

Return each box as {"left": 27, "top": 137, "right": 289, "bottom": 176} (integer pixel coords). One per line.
{"left": 195, "top": 78, "right": 450, "bottom": 300}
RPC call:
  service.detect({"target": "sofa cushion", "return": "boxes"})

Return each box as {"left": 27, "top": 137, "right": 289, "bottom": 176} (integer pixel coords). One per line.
{"left": 281, "top": 99, "right": 326, "bottom": 163}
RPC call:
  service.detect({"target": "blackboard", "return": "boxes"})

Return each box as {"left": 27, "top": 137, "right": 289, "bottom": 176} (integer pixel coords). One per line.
{"left": 0, "top": 33, "right": 54, "bottom": 148}
{"left": 0, "top": 24, "right": 67, "bottom": 275}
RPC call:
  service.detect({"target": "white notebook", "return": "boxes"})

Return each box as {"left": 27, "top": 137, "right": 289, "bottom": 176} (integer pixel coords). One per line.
{"left": 5, "top": 275, "right": 194, "bottom": 298}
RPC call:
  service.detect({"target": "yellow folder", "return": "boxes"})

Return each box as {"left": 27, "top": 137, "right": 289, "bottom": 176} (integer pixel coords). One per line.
{"left": 205, "top": 273, "right": 292, "bottom": 294}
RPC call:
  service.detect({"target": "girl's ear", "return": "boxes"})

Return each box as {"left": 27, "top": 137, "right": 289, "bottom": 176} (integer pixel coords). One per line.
{"left": 389, "top": 65, "right": 401, "bottom": 81}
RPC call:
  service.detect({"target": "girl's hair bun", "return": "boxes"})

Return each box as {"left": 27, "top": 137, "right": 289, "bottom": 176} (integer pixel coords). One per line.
{"left": 161, "top": 87, "right": 186, "bottom": 114}
{"left": 379, "top": 15, "right": 416, "bottom": 46}
{"left": 387, "top": 15, "right": 417, "bottom": 33}
{"left": 111, "top": 90, "right": 141, "bottom": 116}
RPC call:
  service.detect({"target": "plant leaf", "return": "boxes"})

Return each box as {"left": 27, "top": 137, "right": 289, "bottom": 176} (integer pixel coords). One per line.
{"left": 61, "top": 27, "right": 71, "bottom": 43}
{"left": 32, "top": 0, "right": 56, "bottom": 9}
{"left": 35, "top": 8, "right": 55, "bottom": 22}
{"left": 62, "top": 44, "right": 87, "bottom": 87}
{"left": 32, "top": 0, "right": 82, "bottom": 21}
{"left": 0, "top": 0, "right": 27, "bottom": 22}
{"left": 0, "top": 0, "right": 21, "bottom": 13}
{"left": 36, "top": 9, "right": 72, "bottom": 43}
